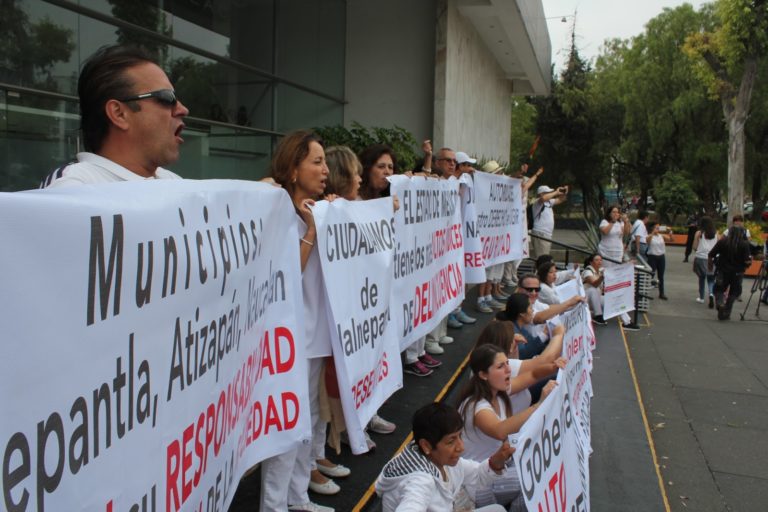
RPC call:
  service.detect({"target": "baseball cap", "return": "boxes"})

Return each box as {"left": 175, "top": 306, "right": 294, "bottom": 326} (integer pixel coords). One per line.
{"left": 537, "top": 185, "right": 555, "bottom": 195}
{"left": 455, "top": 151, "right": 477, "bottom": 165}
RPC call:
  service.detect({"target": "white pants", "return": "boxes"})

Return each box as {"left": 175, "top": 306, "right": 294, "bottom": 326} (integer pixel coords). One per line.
{"left": 531, "top": 233, "right": 552, "bottom": 258}
{"left": 426, "top": 316, "right": 448, "bottom": 342}
{"left": 585, "top": 286, "right": 603, "bottom": 316}
{"left": 260, "top": 357, "right": 323, "bottom": 508}
{"left": 503, "top": 260, "right": 521, "bottom": 286}
{"left": 405, "top": 336, "right": 426, "bottom": 364}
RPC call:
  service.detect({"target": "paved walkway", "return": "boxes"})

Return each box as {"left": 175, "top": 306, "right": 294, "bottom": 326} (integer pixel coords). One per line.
{"left": 626, "top": 244, "right": 768, "bottom": 512}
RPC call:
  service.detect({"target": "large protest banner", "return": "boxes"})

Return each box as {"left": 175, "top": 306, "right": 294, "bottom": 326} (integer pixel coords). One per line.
{"left": 512, "top": 373, "right": 590, "bottom": 512}
{"left": 472, "top": 172, "right": 525, "bottom": 265}
{"left": 0, "top": 181, "right": 310, "bottom": 512}
{"left": 459, "top": 175, "right": 486, "bottom": 284}
{"left": 312, "top": 198, "right": 403, "bottom": 454}
{"left": 603, "top": 263, "right": 636, "bottom": 319}
{"left": 389, "top": 176, "right": 465, "bottom": 351}
{"left": 512, "top": 302, "right": 593, "bottom": 512}
{"left": 559, "top": 304, "right": 594, "bottom": 452}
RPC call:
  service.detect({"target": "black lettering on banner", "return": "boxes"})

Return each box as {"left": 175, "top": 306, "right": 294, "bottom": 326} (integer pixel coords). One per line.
{"left": 87, "top": 214, "right": 124, "bottom": 325}
{"left": 1, "top": 335, "right": 153, "bottom": 512}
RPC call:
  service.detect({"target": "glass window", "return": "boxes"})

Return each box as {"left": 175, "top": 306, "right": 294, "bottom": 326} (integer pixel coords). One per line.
{"left": 0, "top": 88, "right": 80, "bottom": 191}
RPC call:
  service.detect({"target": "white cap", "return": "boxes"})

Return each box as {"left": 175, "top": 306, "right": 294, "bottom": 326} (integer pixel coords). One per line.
{"left": 455, "top": 151, "right": 477, "bottom": 165}
{"left": 537, "top": 185, "right": 555, "bottom": 195}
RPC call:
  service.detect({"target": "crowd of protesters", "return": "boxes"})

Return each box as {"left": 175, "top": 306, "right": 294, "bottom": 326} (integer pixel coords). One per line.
{"left": 32, "top": 44, "right": 766, "bottom": 512}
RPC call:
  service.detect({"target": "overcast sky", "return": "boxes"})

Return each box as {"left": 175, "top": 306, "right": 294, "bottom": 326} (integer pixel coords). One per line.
{"left": 543, "top": 0, "right": 710, "bottom": 71}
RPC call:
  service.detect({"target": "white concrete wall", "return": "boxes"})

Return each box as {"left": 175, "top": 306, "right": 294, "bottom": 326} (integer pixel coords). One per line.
{"left": 434, "top": 0, "right": 512, "bottom": 162}
{"left": 344, "top": 0, "right": 436, "bottom": 141}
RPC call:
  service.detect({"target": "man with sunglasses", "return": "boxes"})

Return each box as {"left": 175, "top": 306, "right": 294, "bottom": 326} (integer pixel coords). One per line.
{"left": 433, "top": 147, "right": 458, "bottom": 178}
{"left": 515, "top": 274, "right": 585, "bottom": 341}
{"left": 41, "top": 45, "right": 189, "bottom": 188}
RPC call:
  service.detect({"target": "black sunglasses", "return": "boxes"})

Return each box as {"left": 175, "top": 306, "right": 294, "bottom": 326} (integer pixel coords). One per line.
{"left": 523, "top": 286, "right": 541, "bottom": 292}
{"left": 118, "top": 89, "right": 178, "bottom": 107}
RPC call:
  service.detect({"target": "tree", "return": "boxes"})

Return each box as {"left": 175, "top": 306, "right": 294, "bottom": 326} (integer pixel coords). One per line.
{"left": 533, "top": 40, "right": 609, "bottom": 217}
{"left": 684, "top": 0, "right": 768, "bottom": 222}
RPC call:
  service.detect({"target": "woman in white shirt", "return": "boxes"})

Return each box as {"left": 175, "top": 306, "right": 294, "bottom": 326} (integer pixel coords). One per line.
{"left": 261, "top": 130, "right": 334, "bottom": 512}
{"left": 581, "top": 254, "right": 607, "bottom": 324}
{"left": 645, "top": 221, "right": 673, "bottom": 300}
{"left": 536, "top": 261, "right": 561, "bottom": 305}
{"left": 456, "top": 344, "right": 557, "bottom": 510}
{"left": 598, "top": 205, "right": 630, "bottom": 265}
{"left": 692, "top": 216, "right": 719, "bottom": 308}
{"left": 376, "top": 402, "right": 511, "bottom": 512}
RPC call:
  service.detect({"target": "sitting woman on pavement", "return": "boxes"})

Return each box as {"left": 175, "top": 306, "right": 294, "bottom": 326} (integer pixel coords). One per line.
{"left": 456, "top": 344, "right": 558, "bottom": 510}
{"left": 581, "top": 254, "right": 607, "bottom": 325}
{"left": 473, "top": 321, "right": 566, "bottom": 418}
{"left": 375, "top": 402, "right": 512, "bottom": 512}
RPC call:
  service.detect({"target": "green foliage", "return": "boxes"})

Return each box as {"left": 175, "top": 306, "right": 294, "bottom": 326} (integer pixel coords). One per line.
{"left": 509, "top": 99, "right": 537, "bottom": 164}
{"left": 654, "top": 172, "right": 698, "bottom": 222}
{"left": 0, "top": 4, "right": 74, "bottom": 92}
{"left": 313, "top": 122, "right": 420, "bottom": 172}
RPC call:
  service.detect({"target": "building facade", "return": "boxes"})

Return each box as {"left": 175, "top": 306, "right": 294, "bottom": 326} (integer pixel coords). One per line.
{"left": 0, "top": 0, "right": 549, "bottom": 191}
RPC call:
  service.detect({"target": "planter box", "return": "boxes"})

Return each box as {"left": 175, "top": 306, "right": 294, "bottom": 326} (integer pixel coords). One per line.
{"left": 745, "top": 259, "right": 764, "bottom": 277}
{"left": 667, "top": 234, "right": 688, "bottom": 246}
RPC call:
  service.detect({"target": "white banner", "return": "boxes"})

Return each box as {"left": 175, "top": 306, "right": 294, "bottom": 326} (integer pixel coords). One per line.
{"left": 0, "top": 180, "right": 310, "bottom": 512}
{"left": 389, "top": 176, "right": 465, "bottom": 351}
{"left": 560, "top": 304, "right": 594, "bottom": 452}
{"left": 513, "top": 303, "right": 593, "bottom": 512}
{"left": 512, "top": 374, "right": 590, "bottom": 512}
{"left": 554, "top": 274, "right": 586, "bottom": 304}
{"left": 603, "top": 263, "right": 636, "bottom": 320}
{"left": 472, "top": 172, "right": 525, "bottom": 265}
{"left": 312, "top": 198, "right": 403, "bottom": 454}
{"left": 459, "top": 175, "right": 486, "bottom": 284}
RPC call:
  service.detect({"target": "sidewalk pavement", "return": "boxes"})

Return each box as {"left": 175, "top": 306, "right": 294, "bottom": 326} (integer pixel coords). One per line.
{"left": 626, "top": 243, "right": 768, "bottom": 511}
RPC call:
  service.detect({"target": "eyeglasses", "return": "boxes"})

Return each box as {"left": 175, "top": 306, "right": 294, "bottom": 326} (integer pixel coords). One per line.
{"left": 118, "top": 89, "right": 178, "bottom": 107}
{"left": 436, "top": 158, "right": 458, "bottom": 164}
{"left": 375, "top": 163, "right": 395, "bottom": 171}
{"left": 523, "top": 287, "right": 541, "bottom": 292}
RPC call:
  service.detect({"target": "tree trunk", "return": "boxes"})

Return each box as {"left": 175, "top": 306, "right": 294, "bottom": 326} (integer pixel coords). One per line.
{"left": 722, "top": 57, "right": 758, "bottom": 224}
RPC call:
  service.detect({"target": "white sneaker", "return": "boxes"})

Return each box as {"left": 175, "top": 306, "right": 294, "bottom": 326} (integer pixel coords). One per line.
{"left": 695, "top": 297, "right": 704, "bottom": 304}
{"left": 308, "top": 478, "right": 340, "bottom": 495}
{"left": 368, "top": 414, "right": 396, "bottom": 434}
{"left": 425, "top": 340, "right": 444, "bottom": 354}
{"left": 288, "top": 502, "right": 335, "bottom": 512}
{"left": 317, "top": 462, "right": 351, "bottom": 478}
{"left": 439, "top": 335, "right": 454, "bottom": 345}
{"left": 476, "top": 300, "right": 493, "bottom": 313}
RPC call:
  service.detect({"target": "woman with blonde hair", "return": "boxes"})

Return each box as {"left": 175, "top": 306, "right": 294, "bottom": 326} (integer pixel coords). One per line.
{"left": 324, "top": 145, "right": 362, "bottom": 200}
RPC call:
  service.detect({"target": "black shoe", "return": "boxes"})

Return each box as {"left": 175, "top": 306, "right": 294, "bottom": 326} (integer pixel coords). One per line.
{"left": 709, "top": 295, "right": 715, "bottom": 309}
{"left": 622, "top": 322, "right": 640, "bottom": 331}
{"left": 683, "top": 258, "right": 689, "bottom": 262}
{"left": 659, "top": 295, "right": 668, "bottom": 300}
{"left": 592, "top": 315, "right": 607, "bottom": 325}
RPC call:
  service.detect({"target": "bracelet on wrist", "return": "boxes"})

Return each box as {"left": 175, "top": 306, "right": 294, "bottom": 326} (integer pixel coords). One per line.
{"left": 300, "top": 238, "right": 314, "bottom": 247}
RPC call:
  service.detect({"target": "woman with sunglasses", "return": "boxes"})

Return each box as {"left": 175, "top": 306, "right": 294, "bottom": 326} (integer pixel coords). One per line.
{"left": 455, "top": 344, "right": 558, "bottom": 510}
{"left": 261, "top": 130, "right": 334, "bottom": 512}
